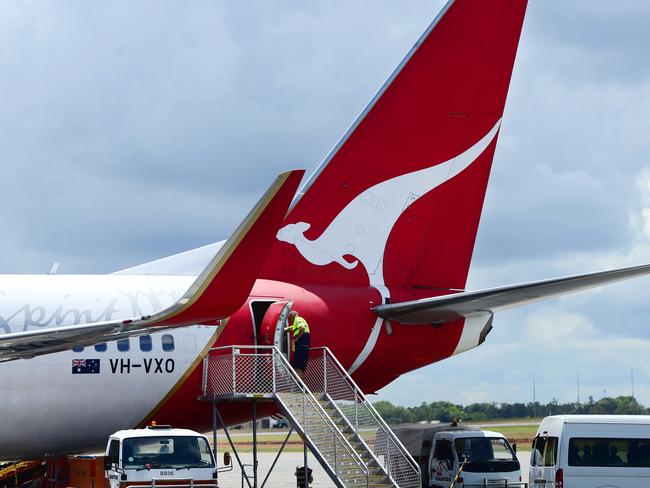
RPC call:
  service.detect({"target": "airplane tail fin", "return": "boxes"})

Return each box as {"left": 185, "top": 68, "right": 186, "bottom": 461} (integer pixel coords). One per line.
{"left": 261, "top": 0, "right": 528, "bottom": 291}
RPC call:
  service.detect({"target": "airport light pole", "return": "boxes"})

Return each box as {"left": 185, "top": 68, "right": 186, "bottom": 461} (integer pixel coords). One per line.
{"left": 532, "top": 373, "right": 536, "bottom": 418}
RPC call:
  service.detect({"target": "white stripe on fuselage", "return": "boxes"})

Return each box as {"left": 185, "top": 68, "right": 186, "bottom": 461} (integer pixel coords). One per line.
{"left": 0, "top": 274, "right": 217, "bottom": 460}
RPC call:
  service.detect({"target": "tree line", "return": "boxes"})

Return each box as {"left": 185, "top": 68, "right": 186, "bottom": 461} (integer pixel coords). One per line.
{"left": 373, "top": 396, "right": 647, "bottom": 424}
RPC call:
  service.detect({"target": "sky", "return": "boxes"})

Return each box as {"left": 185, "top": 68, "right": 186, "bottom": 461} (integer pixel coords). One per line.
{"left": 1, "top": 1, "right": 650, "bottom": 408}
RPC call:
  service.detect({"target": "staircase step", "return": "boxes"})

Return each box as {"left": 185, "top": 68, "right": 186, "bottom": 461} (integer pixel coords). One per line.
{"left": 345, "top": 483, "right": 392, "bottom": 488}
{"left": 273, "top": 372, "right": 406, "bottom": 488}
{"left": 340, "top": 475, "right": 391, "bottom": 484}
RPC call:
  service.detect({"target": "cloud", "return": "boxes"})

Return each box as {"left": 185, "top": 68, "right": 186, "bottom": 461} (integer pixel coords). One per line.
{"left": 0, "top": 0, "right": 446, "bottom": 273}
{"left": 378, "top": 306, "right": 650, "bottom": 407}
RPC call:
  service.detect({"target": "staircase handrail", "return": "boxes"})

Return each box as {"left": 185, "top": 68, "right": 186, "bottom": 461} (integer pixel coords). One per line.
{"left": 309, "top": 346, "right": 422, "bottom": 487}
{"left": 271, "top": 347, "right": 371, "bottom": 486}
{"left": 205, "top": 345, "right": 370, "bottom": 487}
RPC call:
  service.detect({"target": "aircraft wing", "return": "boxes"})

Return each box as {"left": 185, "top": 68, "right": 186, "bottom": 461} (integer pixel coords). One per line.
{"left": 0, "top": 169, "right": 304, "bottom": 362}
{"left": 374, "top": 264, "right": 650, "bottom": 324}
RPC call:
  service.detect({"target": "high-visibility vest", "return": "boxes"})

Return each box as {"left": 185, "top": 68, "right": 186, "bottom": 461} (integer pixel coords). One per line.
{"left": 288, "top": 316, "right": 310, "bottom": 338}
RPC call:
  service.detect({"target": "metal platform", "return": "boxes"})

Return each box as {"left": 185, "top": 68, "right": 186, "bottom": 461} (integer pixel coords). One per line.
{"left": 200, "top": 345, "right": 420, "bottom": 488}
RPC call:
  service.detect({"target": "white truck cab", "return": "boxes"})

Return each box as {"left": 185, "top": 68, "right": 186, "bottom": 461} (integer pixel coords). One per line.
{"left": 429, "top": 429, "right": 523, "bottom": 488}
{"left": 104, "top": 425, "right": 217, "bottom": 488}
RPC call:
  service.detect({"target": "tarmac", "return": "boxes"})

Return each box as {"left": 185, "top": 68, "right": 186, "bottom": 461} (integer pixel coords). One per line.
{"left": 215, "top": 450, "right": 532, "bottom": 487}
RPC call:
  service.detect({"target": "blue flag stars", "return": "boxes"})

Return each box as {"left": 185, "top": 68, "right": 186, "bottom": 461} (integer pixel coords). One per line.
{"left": 72, "top": 359, "right": 100, "bottom": 374}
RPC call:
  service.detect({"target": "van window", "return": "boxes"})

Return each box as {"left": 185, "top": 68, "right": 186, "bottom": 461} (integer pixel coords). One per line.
{"left": 107, "top": 439, "right": 120, "bottom": 468}
{"left": 455, "top": 437, "right": 515, "bottom": 463}
{"left": 491, "top": 438, "right": 515, "bottom": 460}
{"left": 532, "top": 436, "right": 558, "bottom": 466}
{"left": 569, "top": 438, "right": 650, "bottom": 467}
{"left": 434, "top": 440, "right": 454, "bottom": 467}
{"left": 544, "top": 437, "right": 557, "bottom": 466}
{"left": 638, "top": 440, "right": 650, "bottom": 467}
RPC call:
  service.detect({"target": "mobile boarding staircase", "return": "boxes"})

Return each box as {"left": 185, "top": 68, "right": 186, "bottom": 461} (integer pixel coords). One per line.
{"left": 201, "top": 346, "right": 421, "bottom": 488}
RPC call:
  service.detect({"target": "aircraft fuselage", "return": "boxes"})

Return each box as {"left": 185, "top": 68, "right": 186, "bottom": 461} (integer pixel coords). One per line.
{"left": 0, "top": 274, "right": 473, "bottom": 459}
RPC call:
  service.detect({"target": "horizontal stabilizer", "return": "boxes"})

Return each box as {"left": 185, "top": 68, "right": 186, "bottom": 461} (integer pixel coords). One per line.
{"left": 0, "top": 169, "right": 304, "bottom": 362}
{"left": 374, "top": 264, "right": 650, "bottom": 323}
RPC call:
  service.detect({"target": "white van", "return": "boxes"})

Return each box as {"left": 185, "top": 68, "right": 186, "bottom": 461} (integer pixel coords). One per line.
{"left": 530, "top": 415, "right": 650, "bottom": 488}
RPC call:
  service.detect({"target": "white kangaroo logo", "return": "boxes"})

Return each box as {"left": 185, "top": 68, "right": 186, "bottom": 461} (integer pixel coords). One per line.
{"left": 277, "top": 119, "right": 502, "bottom": 288}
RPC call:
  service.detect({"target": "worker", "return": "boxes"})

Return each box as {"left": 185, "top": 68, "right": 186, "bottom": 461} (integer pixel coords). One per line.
{"left": 284, "top": 310, "right": 310, "bottom": 379}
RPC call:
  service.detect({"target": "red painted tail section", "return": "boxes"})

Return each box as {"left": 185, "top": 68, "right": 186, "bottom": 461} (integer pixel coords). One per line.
{"left": 262, "top": 0, "right": 527, "bottom": 292}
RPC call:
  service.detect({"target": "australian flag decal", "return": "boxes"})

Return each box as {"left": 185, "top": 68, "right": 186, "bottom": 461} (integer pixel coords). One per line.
{"left": 72, "top": 359, "right": 100, "bottom": 374}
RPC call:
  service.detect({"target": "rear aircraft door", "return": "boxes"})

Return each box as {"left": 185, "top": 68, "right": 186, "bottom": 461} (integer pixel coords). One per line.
{"left": 257, "top": 300, "right": 292, "bottom": 359}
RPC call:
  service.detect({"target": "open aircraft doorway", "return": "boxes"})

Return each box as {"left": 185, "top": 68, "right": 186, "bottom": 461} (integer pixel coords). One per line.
{"left": 251, "top": 300, "right": 293, "bottom": 361}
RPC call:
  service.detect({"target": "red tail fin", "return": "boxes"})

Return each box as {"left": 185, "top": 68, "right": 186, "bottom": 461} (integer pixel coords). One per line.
{"left": 262, "top": 0, "right": 527, "bottom": 291}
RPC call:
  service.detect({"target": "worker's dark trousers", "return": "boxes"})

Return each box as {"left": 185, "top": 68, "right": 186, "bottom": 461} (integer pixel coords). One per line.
{"left": 292, "top": 333, "right": 311, "bottom": 371}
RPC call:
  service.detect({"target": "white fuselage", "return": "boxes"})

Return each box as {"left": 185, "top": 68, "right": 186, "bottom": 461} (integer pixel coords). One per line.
{"left": 0, "top": 274, "right": 219, "bottom": 460}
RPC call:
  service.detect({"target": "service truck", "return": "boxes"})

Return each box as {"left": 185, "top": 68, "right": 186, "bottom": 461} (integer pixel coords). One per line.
{"left": 392, "top": 422, "right": 525, "bottom": 488}
{"left": 60, "top": 425, "right": 221, "bottom": 488}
